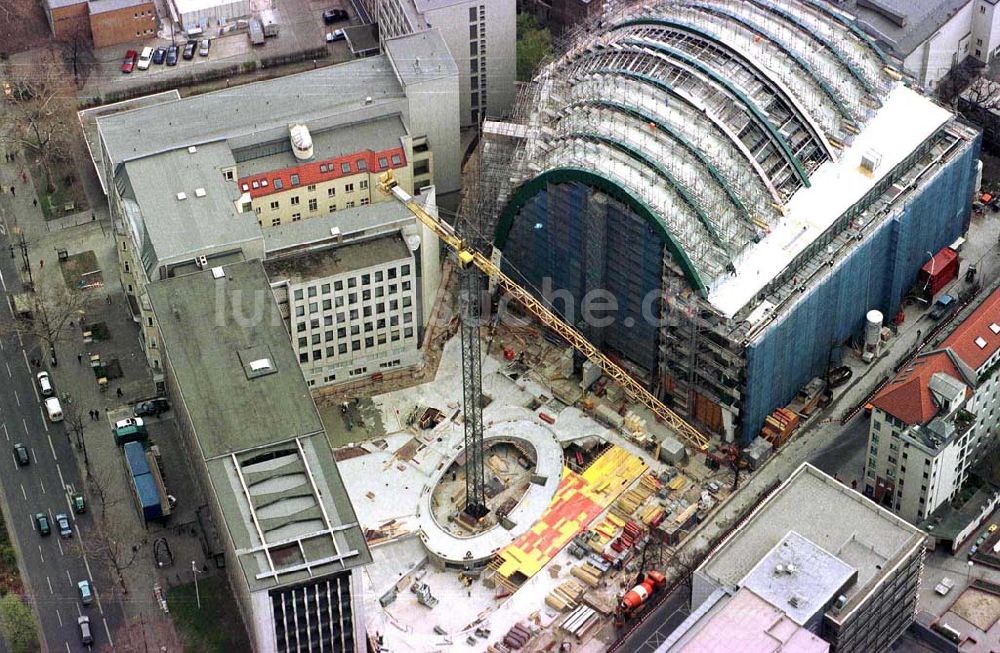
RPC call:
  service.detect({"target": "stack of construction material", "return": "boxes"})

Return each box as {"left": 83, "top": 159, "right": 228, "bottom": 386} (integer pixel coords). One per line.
{"left": 639, "top": 503, "right": 667, "bottom": 528}
{"left": 570, "top": 561, "right": 604, "bottom": 588}
{"left": 609, "top": 521, "right": 643, "bottom": 554}
{"left": 743, "top": 437, "right": 773, "bottom": 470}
{"left": 560, "top": 604, "right": 599, "bottom": 639}
{"left": 611, "top": 475, "right": 659, "bottom": 521}
{"left": 546, "top": 579, "right": 585, "bottom": 610}
{"left": 762, "top": 408, "right": 799, "bottom": 449}
{"left": 502, "top": 623, "right": 532, "bottom": 650}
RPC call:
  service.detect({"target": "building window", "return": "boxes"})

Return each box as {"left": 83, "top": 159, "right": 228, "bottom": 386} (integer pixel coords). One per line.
{"left": 309, "top": 198, "right": 318, "bottom": 211}
{"left": 360, "top": 198, "right": 370, "bottom": 206}
{"left": 270, "top": 200, "right": 279, "bottom": 210}
{"left": 308, "top": 184, "right": 316, "bottom": 191}
{"left": 292, "top": 213, "right": 301, "bottom": 221}
{"left": 375, "top": 271, "right": 383, "bottom": 282}
{"left": 470, "top": 24, "right": 477, "bottom": 39}
{"left": 299, "top": 352, "right": 308, "bottom": 363}
{"left": 346, "top": 201, "right": 355, "bottom": 208}
{"left": 273, "top": 178, "right": 283, "bottom": 189}
{"left": 469, "top": 6, "right": 476, "bottom": 20}
{"left": 329, "top": 204, "right": 337, "bottom": 212}
{"left": 291, "top": 174, "right": 300, "bottom": 185}
{"left": 290, "top": 196, "right": 300, "bottom": 206}
{"left": 379, "top": 157, "right": 388, "bottom": 169}
{"left": 470, "top": 41, "right": 478, "bottom": 56}
{"left": 341, "top": 162, "right": 351, "bottom": 173}
{"left": 345, "top": 183, "right": 354, "bottom": 193}
{"left": 471, "top": 58, "right": 478, "bottom": 74}
{"left": 328, "top": 187, "right": 336, "bottom": 197}
{"left": 271, "top": 217, "right": 280, "bottom": 226}
{"left": 391, "top": 154, "right": 402, "bottom": 166}
{"left": 335, "top": 281, "right": 343, "bottom": 291}
{"left": 338, "top": 343, "right": 347, "bottom": 354}
{"left": 294, "top": 289, "right": 304, "bottom": 300}
{"left": 360, "top": 180, "right": 368, "bottom": 190}
{"left": 224, "top": 170, "right": 234, "bottom": 181}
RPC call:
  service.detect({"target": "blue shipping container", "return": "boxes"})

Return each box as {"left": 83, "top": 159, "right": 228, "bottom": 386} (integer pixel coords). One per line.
{"left": 133, "top": 473, "right": 162, "bottom": 522}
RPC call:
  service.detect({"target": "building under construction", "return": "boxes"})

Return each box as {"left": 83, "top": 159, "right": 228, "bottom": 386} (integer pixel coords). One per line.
{"left": 475, "top": 0, "right": 982, "bottom": 444}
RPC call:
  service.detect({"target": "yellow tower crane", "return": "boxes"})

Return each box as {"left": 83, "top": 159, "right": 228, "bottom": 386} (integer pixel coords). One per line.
{"left": 377, "top": 171, "right": 709, "bottom": 451}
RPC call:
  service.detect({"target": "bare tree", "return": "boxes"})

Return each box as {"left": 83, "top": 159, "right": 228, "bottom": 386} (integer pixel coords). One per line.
{"left": 85, "top": 467, "right": 121, "bottom": 521}
{"left": 71, "top": 514, "right": 142, "bottom": 596}
{"left": 0, "top": 49, "right": 77, "bottom": 193}
{"left": 3, "top": 282, "right": 91, "bottom": 365}
{"left": 64, "top": 404, "right": 89, "bottom": 467}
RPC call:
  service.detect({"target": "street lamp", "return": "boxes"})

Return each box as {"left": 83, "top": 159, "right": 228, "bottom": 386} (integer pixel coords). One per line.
{"left": 192, "top": 560, "right": 201, "bottom": 609}
{"left": 967, "top": 560, "right": 974, "bottom": 584}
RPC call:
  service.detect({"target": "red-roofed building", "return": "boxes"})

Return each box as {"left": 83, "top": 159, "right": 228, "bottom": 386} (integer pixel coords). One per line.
{"left": 865, "top": 286, "right": 1000, "bottom": 533}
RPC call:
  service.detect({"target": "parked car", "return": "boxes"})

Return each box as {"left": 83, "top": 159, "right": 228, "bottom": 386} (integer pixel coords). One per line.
{"left": 121, "top": 50, "right": 137, "bottom": 73}
{"left": 152, "top": 47, "right": 167, "bottom": 64}
{"left": 36, "top": 371, "right": 53, "bottom": 397}
{"left": 134, "top": 398, "right": 169, "bottom": 417}
{"left": 35, "top": 512, "right": 50, "bottom": 536}
{"left": 182, "top": 39, "right": 197, "bottom": 60}
{"left": 322, "top": 8, "right": 348, "bottom": 23}
{"left": 13, "top": 443, "right": 28, "bottom": 467}
{"left": 55, "top": 513, "right": 72, "bottom": 538}
{"left": 77, "top": 579, "right": 93, "bottom": 606}
{"left": 114, "top": 417, "right": 144, "bottom": 430}
{"left": 44, "top": 396, "right": 63, "bottom": 422}
{"left": 137, "top": 46, "right": 153, "bottom": 70}
{"left": 71, "top": 493, "right": 86, "bottom": 514}
{"left": 199, "top": 38, "right": 210, "bottom": 56}
{"left": 930, "top": 294, "right": 956, "bottom": 321}
{"left": 166, "top": 44, "right": 179, "bottom": 66}
{"left": 78, "top": 615, "right": 93, "bottom": 645}
{"left": 326, "top": 29, "right": 346, "bottom": 42}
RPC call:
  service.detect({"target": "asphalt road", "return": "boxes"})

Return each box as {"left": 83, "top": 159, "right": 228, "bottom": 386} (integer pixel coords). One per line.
{"left": 0, "top": 234, "right": 125, "bottom": 650}
{"left": 610, "top": 582, "right": 690, "bottom": 652}
{"left": 808, "top": 413, "right": 871, "bottom": 489}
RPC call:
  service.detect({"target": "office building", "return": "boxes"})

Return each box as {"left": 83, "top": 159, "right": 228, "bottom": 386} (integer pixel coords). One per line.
{"left": 480, "top": 0, "right": 981, "bottom": 443}
{"left": 673, "top": 463, "right": 924, "bottom": 653}
{"left": 866, "top": 286, "right": 1000, "bottom": 547}
{"left": 149, "top": 260, "right": 372, "bottom": 652}
{"left": 359, "top": 0, "right": 516, "bottom": 125}
{"left": 92, "top": 30, "right": 458, "bottom": 388}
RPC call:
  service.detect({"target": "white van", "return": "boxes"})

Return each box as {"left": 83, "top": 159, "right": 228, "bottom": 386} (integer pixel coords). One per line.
{"left": 44, "top": 397, "right": 63, "bottom": 422}
{"left": 137, "top": 46, "right": 154, "bottom": 70}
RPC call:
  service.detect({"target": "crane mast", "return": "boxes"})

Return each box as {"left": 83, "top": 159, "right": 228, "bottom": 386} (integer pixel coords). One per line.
{"left": 377, "top": 171, "right": 710, "bottom": 459}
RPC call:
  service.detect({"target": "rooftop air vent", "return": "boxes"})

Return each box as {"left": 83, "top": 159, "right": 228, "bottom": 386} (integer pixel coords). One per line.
{"left": 188, "top": 146, "right": 197, "bottom": 154}
{"left": 991, "top": 323, "right": 1000, "bottom": 334}
{"left": 976, "top": 337, "right": 988, "bottom": 349}
{"left": 861, "top": 149, "right": 882, "bottom": 175}
{"left": 176, "top": 192, "right": 187, "bottom": 201}
{"left": 196, "top": 255, "right": 208, "bottom": 269}
{"left": 211, "top": 266, "right": 225, "bottom": 279}
{"left": 194, "top": 188, "right": 206, "bottom": 198}
{"left": 330, "top": 227, "right": 342, "bottom": 239}
{"left": 365, "top": 96, "right": 373, "bottom": 105}
{"left": 289, "top": 123, "right": 313, "bottom": 160}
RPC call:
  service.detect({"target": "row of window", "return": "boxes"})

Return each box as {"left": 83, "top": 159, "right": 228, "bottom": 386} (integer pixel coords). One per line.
{"left": 293, "top": 268, "right": 411, "bottom": 301}
{"left": 243, "top": 158, "right": 399, "bottom": 193}
{"left": 295, "top": 295, "right": 413, "bottom": 323}
{"left": 298, "top": 327, "right": 414, "bottom": 363}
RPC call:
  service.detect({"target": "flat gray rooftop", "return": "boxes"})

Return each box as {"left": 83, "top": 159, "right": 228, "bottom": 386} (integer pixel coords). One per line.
{"left": 700, "top": 463, "right": 924, "bottom": 619}
{"left": 149, "top": 260, "right": 323, "bottom": 458}
{"left": 97, "top": 55, "right": 406, "bottom": 168}
{"left": 740, "top": 531, "right": 857, "bottom": 626}
{"left": 384, "top": 29, "right": 459, "bottom": 86}
{"left": 121, "top": 141, "right": 261, "bottom": 271}
{"left": 264, "top": 233, "right": 411, "bottom": 284}
{"left": 844, "top": 0, "right": 971, "bottom": 57}
{"left": 236, "top": 114, "right": 409, "bottom": 179}
{"left": 263, "top": 200, "right": 415, "bottom": 255}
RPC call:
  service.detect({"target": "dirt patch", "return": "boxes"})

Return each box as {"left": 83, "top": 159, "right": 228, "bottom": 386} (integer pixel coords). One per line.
{"left": 31, "top": 159, "right": 90, "bottom": 221}
{"left": 333, "top": 447, "right": 368, "bottom": 462}
{"left": 59, "top": 250, "right": 102, "bottom": 290}
{"left": 951, "top": 587, "right": 1000, "bottom": 631}
{"left": 0, "top": 0, "right": 55, "bottom": 57}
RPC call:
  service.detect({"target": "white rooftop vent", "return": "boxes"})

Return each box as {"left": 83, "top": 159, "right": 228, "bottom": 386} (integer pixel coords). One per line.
{"left": 786, "top": 563, "right": 797, "bottom": 574}
{"left": 249, "top": 358, "right": 273, "bottom": 373}
{"left": 364, "top": 96, "right": 373, "bottom": 105}
{"left": 196, "top": 255, "right": 208, "bottom": 269}
{"left": 976, "top": 337, "right": 988, "bottom": 349}
{"left": 289, "top": 123, "right": 313, "bottom": 160}
{"left": 194, "top": 188, "right": 206, "bottom": 198}
{"left": 775, "top": 564, "right": 785, "bottom": 574}
{"left": 330, "top": 227, "right": 342, "bottom": 238}
{"left": 211, "top": 266, "right": 225, "bottom": 279}
{"left": 187, "top": 145, "right": 197, "bottom": 154}
{"left": 991, "top": 323, "right": 1000, "bottom": 334}
{"left": 176, "top": 192, "right": 187, "bottom": 201}
{"left": 861, "top": 149, "right": 882, "bottom": 175}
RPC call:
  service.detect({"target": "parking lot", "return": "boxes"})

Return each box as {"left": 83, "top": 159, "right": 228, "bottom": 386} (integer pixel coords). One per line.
{"left": 80, "top": 0, "right": 359, "bottom": 100}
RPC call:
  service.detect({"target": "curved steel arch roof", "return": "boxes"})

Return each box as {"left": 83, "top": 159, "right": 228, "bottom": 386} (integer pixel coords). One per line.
{"left": 497, "top": 0, "right": 894, "bottom": 291}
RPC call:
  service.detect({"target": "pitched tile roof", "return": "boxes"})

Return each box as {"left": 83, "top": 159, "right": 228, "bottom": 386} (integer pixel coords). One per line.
{"left": 941, "top": 286, "right": 1000, "bottom": 372}
{"left": 871, "top": 351, "right": 963, "bottom": 425}
{"left": 238, "top": 147, "right": 407, "bottom": 200}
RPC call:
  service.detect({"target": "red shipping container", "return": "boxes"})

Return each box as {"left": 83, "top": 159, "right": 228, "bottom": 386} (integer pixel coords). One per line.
{"left": 919, "top": 247, "right": 959, "bottom": 299}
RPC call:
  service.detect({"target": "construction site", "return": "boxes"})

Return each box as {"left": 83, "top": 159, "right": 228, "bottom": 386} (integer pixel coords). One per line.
{"left": 328, "top": 1, "right": 986, "bottom": 651}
